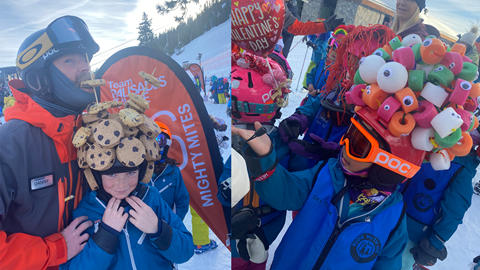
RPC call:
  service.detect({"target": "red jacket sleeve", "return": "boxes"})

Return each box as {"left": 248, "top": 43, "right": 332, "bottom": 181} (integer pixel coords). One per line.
{"left": 0, "top": 231, "right": 67, "bottom": 270}
{"left": 286, "top": 20, "right": 327, "bottom": 36}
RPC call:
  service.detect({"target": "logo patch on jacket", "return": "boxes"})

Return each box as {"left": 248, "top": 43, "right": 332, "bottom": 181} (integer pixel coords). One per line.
{"left": 413, "top": 193, "right": 434, "bottom": 212}
{"left": 350, "top": 233, "right": 381, "bottom": 263}
{"left": 29, "top": 174, "right": 54, "bottom": 191}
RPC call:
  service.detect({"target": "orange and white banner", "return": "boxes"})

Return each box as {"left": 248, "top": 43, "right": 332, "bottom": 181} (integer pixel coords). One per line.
{"left": 96, "top": 46, "right": 229, "bottom": 248}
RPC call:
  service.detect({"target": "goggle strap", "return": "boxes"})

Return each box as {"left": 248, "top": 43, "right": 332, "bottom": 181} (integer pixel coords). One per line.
{"left": 367, "top": 147, "right": 420, "bottom": 178}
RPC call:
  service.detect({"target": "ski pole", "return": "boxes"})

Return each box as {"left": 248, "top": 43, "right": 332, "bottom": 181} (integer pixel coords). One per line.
{"left": 289, "top": 38, "right": 303, "bottom": 53}
{"left": 295, "top": 46, "right": 309, "bottom": 92}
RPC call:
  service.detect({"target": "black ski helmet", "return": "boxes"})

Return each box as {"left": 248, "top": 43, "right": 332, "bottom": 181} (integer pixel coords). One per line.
{"left": 16, "top": 16, "right": 99, "bottom": 96}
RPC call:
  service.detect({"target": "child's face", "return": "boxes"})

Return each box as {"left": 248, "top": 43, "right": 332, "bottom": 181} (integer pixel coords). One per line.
{"left": 341, "top": 146, "right": 373, "bottom": 172}
{"left": 101, "top": 170, "right": 139, "bottom": 199}
{"left": 327, "top": 48, "right": 337, "bottom": 62}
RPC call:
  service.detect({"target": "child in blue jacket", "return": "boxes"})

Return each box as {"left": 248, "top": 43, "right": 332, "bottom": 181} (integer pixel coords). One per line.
{"left": 61, "top": 113, "right": 194, "bottom": 269}
{"left": 400, "top": 151, "right": 480, "bottom": 269}
{"left": 232, "top": 107, "right": 426, "bottom": 270}
{"left": 151, "top": 122, "right": 189, "bottom": 221}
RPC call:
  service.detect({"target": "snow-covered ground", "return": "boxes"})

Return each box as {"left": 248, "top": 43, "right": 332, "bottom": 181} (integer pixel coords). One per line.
{"left": 267, "top": 35, "right": 480, "bottom": 270}
{"left": 170, "top": 19, "right": 231, "bottom": 270}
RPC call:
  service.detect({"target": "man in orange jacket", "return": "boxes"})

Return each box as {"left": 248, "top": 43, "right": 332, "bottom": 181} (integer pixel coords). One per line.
{"left": 0, "top": 16, "right": 100, "bottom": 269}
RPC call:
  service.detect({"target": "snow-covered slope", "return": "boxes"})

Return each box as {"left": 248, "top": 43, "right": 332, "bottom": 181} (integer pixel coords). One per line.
{"left": 169, "top": 19, "right": 231, "bottom": 270}
{"left": 171, "top": 19, "right": 231, "bottom": 80}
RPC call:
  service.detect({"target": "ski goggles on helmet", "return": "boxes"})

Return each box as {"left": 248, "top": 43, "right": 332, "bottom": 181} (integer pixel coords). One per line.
{"left": 327, "top": 37, "right": 338, "bottom": 49}
{"left": 156, "top": 133, "right": 172, "bottom": 149}
{"left": 17, "top": 16, "right": 99, "bottom": 70}
{"left": 46, "top": 16, "right": 99, "bottom": 52}
{"left": 339, "top": 116, "right": 420, "bottom": 178}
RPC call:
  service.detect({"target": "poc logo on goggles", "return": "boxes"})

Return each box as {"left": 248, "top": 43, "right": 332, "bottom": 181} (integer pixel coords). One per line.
{"left": 369, "top": 148, "right": 420, "bottom": 178}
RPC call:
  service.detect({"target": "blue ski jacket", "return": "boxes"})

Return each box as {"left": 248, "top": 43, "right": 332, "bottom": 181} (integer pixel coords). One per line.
{"left": 244, "top": 145, "right": 408, "bottom": 270}
{"left": 306, "top": 59, "right": 329, "bottom": 90}
{"left": 401, "top": 153, "right": 479, "bottom": 249}
{"left": 151, "top": 164, "right": 190, "bottom": 221}
{"left": 60, "top": 183, "right": 194, "bottom": 270}
{"left": 308, "top": 33, "right": 331, "bottom": 63}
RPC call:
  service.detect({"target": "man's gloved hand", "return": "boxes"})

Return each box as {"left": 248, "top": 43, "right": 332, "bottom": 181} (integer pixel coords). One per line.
{"left": 288, "top": 133, "right": 341, "bottom": 160}
{"left": 323, "top": 15, "right": 345, "bottom": 32}
{"left": 306, "top": 40, "right": 317, "bottom": 50}
{"left": 410, "top": 238, "right": 448, "bottom": 266}
{"left": 278, "top": 113, "right": 309, "bottom": 143}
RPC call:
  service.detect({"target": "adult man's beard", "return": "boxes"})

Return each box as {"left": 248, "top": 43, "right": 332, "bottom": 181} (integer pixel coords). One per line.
{"left": 75, "top": 71, "right": 95, "bottom": 88}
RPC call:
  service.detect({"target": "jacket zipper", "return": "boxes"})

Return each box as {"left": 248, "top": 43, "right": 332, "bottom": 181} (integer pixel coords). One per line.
{"left": 159, "top": 183, "right": 173, "bottom": 193}
{"left": 312, "top": 179, "right": 347, "bottom": 270}
{"left": 124, "top": 220, "right": 138, "bottom": 270}
{"left": 312, "top": 181, "right": 388, "bottom": 270}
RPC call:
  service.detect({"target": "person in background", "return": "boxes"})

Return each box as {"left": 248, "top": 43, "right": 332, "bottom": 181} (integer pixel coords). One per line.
{"left": 281, "top": 0, "right": 300, "bottom": 58}
{"left": 458, "top": 27, "right": 480, "bottom": 67}
{"left": 305, "top": 34, "right": 337, "bottom": 98}
{"left": 400, "top": 138, "right": 480, "bottom": 269}
{"left": 389, "top": 0, "right": 429, "bottom": 40}
{"left": 302, "top": 19, "right": 331, "bottom": 89}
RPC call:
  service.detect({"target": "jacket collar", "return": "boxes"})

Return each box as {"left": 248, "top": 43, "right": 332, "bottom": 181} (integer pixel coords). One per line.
{"left": 6, "top": 79, "right": 80, "bottom": 163}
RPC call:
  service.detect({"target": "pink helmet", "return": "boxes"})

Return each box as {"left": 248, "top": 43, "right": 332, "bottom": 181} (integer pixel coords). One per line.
{"left": 231, "top": 52, "right": 288, "bottom": 123}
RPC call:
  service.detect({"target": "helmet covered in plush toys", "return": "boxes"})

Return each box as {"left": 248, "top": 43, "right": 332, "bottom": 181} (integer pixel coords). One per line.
{"left": 345, "top": 32, "right": 480, "bottom": 171}
{"left": 231, "top": 52, "right": 290, "bottom": 123}
{"left": 74, "top": 96, "right": 162, "bottom": 191}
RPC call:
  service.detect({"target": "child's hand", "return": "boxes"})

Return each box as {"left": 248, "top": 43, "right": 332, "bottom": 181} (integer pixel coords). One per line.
{"left": 232, "top": 122, "right": 272, "bottom": 156}
{"left": 126, "top": 196, "right": 159, "bottom": 234}
{"left": 102, "top": 198, "right": 128, "bottom": 232}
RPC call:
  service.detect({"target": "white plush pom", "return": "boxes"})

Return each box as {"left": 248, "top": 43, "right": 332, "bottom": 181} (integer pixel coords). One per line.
{"left": 402, "top": 34, "right": 422, "bottom": 47}
{"left": 377, "top": 62, "right": 408, "bottom": 93}
{"left": 430, "top": 150, "right": 451, "bottom": 171}
{"left": 411, "top": 127, "right": 435, "bottom": 151}
{"left": 420, "top": 82, "right": 448, "bottom": 107}
{"left": 359, "top": 55, "right": 386, "bottom": 84}
{"left": 430, "top": 107, "right": 463, "bottom": 138}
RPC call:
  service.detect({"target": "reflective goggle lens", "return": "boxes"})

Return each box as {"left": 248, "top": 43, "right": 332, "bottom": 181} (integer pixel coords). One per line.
{"left": 48, "top": 17, "right": 83, "bottom": 44}
{"left": 156, "top": 133, "right": 168, "bottom": 148}
{"left": 46, "top": 16, "right": 98, "bottom": 53}
{"left": 343, "top": 121, "right": 372, "bottom": 159}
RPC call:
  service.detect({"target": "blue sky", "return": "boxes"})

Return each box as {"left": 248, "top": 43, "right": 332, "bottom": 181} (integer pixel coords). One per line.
{"left": 0, "top": 0, "right": 208, "bottom": 67}
{"left": 0, "top": 0, "right": 478, "bottom": 68}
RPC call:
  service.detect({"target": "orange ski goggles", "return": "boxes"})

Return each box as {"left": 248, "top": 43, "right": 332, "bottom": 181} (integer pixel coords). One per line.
{"left": 340, "top": 117, "right": 420, "bottom": 178}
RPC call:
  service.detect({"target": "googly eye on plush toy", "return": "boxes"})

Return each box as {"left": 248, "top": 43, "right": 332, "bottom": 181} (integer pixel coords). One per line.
{"left": 377, "top": 62, "right": 408, "bottom": 93}
{"left": 389, "top": 36, "right": 402, "bottom": 50}
{"left": 373, "top": 48, "right": 391, "bottom": 61}
{"left": 402, "top": 34, "right": 422, "bottom": 47}
{"left": 420, "top": 38, "right": 446, "bottom": 65}
{"left": 430, "top": 107, "right": 463, "bottom": 139}
{"left": 423, "top": 38, "right": 433, "bottom": 47}
{"left": 440, "top": 52, "right": 463, "bottom": 76}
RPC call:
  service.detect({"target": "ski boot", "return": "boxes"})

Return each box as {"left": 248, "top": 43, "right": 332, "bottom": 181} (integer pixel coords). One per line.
{"left": 194, "top": 239, "right": 218, "bottom": 254}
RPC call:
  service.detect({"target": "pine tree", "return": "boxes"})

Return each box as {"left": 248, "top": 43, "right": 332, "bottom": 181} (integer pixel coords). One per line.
{"left": 137, "top": 12, "right": 156, "bottom": 48}
{"left": 156, "top": 0, "right": 200, "bottom": 23}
